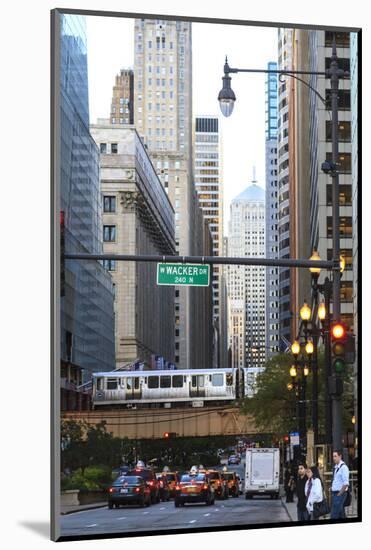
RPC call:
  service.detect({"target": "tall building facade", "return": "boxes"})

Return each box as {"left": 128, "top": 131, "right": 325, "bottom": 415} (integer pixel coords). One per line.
{"left": 350, "top": 30, "right": 359, "bottom": 446}
{"left": 110, "top": 69, "right": 134, "bottom": 125}
{"left": 194, "top": 115, "right": 224, "bottom": 365}
{"left": 59, "top": 14, "right": 115, "bottom": 377}
{"left": 308, "top": 30, "right": 354, "bottom": 331}
{"left": 265, "top": 62, "right": 280, "bottom": 357}
{"left": 227, "top": 183, "right": 266, "bottom": 369}
{"left": 90, "top": 123, "right": 176, "bottom": 368}
{"left": 134, "top": 19, "right": 211, "bottom": 369}
{"left": 277, "top": 29, "right": 293, "bottom": 346}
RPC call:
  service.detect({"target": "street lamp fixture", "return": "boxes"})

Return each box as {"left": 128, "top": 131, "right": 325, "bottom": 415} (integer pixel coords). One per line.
{"left": 291, "top": 340, "right": 300, "bottom": 358}
{"left": 218, "top": 58, "right": 236, "bottom": 117}
{"left": 303, "top": 366, "right": 310, "bottom": 377}
{"left": 300, "top": 301, "right": 311, "bottom": 322}
{"left": 305, "top": 339, "right": 314, "bottom": 356}
{"left": 290, "top": 365, "right": 297, "bottom": 378}
{"left": 340, "top": 255, "right": 346, "bottom": 273}
{"left": 309, "top": 249, "right": 321, "bottom": 278}
{"left": 287, "top": 382, "right": 294, "bottom": 391}
{"left": 318, "top": 302, "right": 326, "bottom": 322}
{"left": 352, "top": 415, "right": 356, "bottom": 425}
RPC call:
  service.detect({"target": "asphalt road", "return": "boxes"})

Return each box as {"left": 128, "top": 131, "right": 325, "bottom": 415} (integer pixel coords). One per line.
{"left": 60, "top": 461, "right": 290, "bottom": 537}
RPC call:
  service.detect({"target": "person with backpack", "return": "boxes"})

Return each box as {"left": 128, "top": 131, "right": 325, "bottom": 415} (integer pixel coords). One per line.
{"left": 331, "top": 450, "right": 350, "bottom": 519}
{"left": 305, "top": 466, "right": 323, "bottom": 520}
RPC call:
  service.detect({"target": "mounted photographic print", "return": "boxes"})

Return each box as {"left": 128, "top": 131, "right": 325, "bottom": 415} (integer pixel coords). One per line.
{"left": 51, "top": 7, "right": 361, "bottom": 542}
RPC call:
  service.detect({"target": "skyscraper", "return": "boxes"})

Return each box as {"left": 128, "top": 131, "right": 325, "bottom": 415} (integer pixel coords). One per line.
{"left": 134, "top": 18, "right": 210, "bottom": 369}
{"left": 265, "top": 63, "right": 280, "bottom": 357}
{"left": 59, "top": 14, "right": 115, "bottom": 377}
{"left": 277, "top": 29, "right": 293, "bottom": 347}
{"left": 110, "top": 69, "right": 134, "bottom": 125}
{"left": 194, "top": 115, "right": 224, "bottom": 365}
{"left": 227, "top": 181, "right": 266, "bottom": 370}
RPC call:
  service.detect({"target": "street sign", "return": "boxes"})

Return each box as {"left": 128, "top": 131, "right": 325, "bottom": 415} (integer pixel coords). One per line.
{"left": 290, "top": 432, "right": 300, "bottom": 446}
{"left": 156, "top": 263, "right": 210, "bottom": 286}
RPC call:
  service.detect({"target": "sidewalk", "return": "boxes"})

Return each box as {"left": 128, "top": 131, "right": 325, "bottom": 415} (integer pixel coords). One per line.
{"left": 61, "top": 501, "right": 107, "bottom": 515}
{"left": 281, "top": 495, "right": 297, "bottom": 522}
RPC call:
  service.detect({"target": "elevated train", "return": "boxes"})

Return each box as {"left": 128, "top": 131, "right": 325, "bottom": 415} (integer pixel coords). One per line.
{"left": 91, "top": 367, "right": 261, "bottom": 409}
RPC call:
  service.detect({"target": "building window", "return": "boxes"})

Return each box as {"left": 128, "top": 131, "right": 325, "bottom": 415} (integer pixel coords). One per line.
{"left": 325, "top": 31, "right": 350, "bottom": 48}
{"left": 111, "top": 117, "right": 116, "bottom": 124}
{"left": 326, "top": 185, "right": 352, "bottom": 206}
{"left": 325, "top": 121, "right": 351, "bottom": 142}
{"left": 340, "top": 281, "right": 353, "bottom": 302}
{"left": 326, "top": 89, "right": 350, "bottom": 110}
{"left": 325, "top": 57, "right": 350, "bottom": 77}
{"left": 111, "top": 143, "right": 118, "bottom": 154}
{"left": 325, "top": 152, "right": 351, "bottom": 173}
{"left": 103, "top": 259, "right": 116, "bottom": 271}
{"left": 103, "top": 196, "right": 116, "bottom": 212}
{"left": 327, "top": 248, "right": 353, "bottom": 270}
{"left": 103, "top": 225, "right": 116, "bottom": 242}
{"left": 100, "top": 143, "right": 107, "bottom": 154}
{"left": 326, "top": 216, "right": 352, "bottom": 238}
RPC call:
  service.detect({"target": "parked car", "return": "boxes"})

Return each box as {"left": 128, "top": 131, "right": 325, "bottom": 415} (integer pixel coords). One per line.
{"left": 108, "top": 476, "right": 151, "bottom": 508}
{"left": 228, "top": 455, "right": 240, "bottom": 465}
{"left": 207, "top": 470, "right": 228, "bottom": 499}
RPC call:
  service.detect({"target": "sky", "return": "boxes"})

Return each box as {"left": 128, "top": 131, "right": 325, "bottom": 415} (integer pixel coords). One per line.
{"left": 86, "top": 16, "right": 278, "bottom": 233}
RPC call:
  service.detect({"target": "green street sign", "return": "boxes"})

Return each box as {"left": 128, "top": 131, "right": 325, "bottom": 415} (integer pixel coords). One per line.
{"left": 157, "top": 263, "right": 210, "bottom": 287}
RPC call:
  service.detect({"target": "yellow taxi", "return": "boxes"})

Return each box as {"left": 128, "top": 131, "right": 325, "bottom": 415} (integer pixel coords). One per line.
{"left": 161, "top": 467, "right": 180, "bottom": 497}
{"left": 174, "top": 467, "right": 215, "bottom": 507}
{"left": 221, "top": 468, "right": 240, "bottom": 498}
{"left": 206, "top": 469, "right": 228, "bottom": 500}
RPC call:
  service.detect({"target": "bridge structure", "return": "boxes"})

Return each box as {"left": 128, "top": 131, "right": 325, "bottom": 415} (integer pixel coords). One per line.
{"left": 62, "top": 405, "right": 260, "bottom": 439}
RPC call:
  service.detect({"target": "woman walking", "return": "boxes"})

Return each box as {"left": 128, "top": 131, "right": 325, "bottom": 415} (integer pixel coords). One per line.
{"left": 305, "top": 466, "right": 323, "bottom": 519}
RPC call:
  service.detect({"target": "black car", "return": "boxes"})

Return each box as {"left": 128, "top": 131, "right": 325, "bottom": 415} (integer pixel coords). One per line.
{"left": 127, "top": 467, "right": 160, "bottom": 504}
{"left": 174, "top": 473, "right": 215, "bottom": 507}
{"left": 108, "top": 476, "right": 151, "bottom": 508}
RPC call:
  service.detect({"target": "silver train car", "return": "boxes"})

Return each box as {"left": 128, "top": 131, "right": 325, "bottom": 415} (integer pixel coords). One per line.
{"left": 92, "top": 368, "right": 237, "bottom": 409}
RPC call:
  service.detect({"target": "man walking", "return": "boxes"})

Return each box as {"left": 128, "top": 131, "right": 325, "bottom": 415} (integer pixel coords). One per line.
{"left": 296, "top": 462, "right": 309, "bottom": 521}
{"left": 331, "top": 450, "right": 349, "bottom": 519}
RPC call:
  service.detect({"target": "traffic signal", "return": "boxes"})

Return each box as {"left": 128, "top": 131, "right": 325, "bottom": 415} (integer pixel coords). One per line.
{"left": 331, "top": 322, "right": 347, "bottom": 374}
{"left": 163, "top": 432, "right": 176, "bottom": 439}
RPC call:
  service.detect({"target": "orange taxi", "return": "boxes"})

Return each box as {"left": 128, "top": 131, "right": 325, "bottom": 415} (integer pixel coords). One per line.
{"left": 161, "top": 469, "right": 180, "bottom": 497}
{"left": 174, "top": 470, "right": 215, "bottom": 507}
{"left": 206, "top": 469, "right": 228, "bottom": 500}
{"left": 221, "top": 470, "right": 240, "bottom": 498}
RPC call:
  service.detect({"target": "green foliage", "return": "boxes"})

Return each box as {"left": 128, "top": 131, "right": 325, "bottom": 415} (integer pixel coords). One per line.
{"left": 239, "top": 350, "right": 355, "bottom": 438}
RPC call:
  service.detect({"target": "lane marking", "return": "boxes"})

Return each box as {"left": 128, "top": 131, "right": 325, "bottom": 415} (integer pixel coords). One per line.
{"left": 116, "top": 517, "right": 127, "bottom": 520}
{"left": 189, "top": 520, "right": 197, "bottom": 524}
{"left": 203, "top": 513, "right": 211, "bottom": 517}
{"left": 160, "top": 507, "right": 165, "bottom": 510}
{"left": 142, "top": 511, "right": 149, "bottom": 514}
{"left": 86, "top": 524, "right": 97, "bottom": 528}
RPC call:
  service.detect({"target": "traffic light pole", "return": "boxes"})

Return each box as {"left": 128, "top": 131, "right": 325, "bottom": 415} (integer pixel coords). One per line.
{"left": 329, "top": 41, "right": 343, "bottom": 451}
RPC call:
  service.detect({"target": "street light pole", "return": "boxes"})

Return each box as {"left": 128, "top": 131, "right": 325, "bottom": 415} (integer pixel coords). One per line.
{"left": 218, "top": 42, "right": 348, "bottom": 451}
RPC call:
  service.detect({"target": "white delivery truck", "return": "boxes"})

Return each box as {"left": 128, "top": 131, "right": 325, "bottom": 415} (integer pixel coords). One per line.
{"left": 244, "top": 448, "right": 280, "bottom": 499}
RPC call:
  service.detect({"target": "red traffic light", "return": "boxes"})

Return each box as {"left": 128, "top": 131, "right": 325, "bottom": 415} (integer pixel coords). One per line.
{"left": 283, "top": 435, "right": 289, "bottom": 443}
{"left": 331, "top": 323, "right": 346, "bottom": 340}
{"left": 163, "top": 432, "right": 169, "bottom": 438}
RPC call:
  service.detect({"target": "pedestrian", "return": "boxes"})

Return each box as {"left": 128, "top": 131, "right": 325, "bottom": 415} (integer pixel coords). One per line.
{"left": 330, "top": 450, "right": 350, "bottom": 519}
{"left": 305, "top": 466, "right": 323, "bottom": 520}
{"left": 296, "top": 462, "right": 310, "bottom": 521}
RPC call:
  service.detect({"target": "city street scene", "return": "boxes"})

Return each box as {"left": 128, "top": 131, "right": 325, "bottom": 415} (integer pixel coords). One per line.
{"left": 55, "top": 9, "right": 360, "bottom": 541}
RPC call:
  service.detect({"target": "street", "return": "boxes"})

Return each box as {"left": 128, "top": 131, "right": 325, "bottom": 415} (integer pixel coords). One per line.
{"left": 60, "top": 461, "right": 291, "bottom": 537}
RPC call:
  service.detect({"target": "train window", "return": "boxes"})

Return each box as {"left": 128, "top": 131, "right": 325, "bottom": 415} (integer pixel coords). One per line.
{"left": 96, "top": 378, "right": 103, "bottom": 390}
{"left": 148, "top": 376, "right": 159, "bottom": 389}
{"left": 160, "top": 375, "right": 171, "bottom": 388}
{"left": 226, "top": 374, "right": 233, "bottom": 386}
{"left": 126, "top": 378, "right": 133, "bottom": 390}
{"left": 191, "top": 376, "right": 197, "bottom": 387}
{"left": 212, "top": 373, "right": 223, "bottom": 386}
{"left": 120, "top": 378, "right": 125, "bottom": 387}
{"left": 198, "top": 375, "right": 205, "bottom": 388}
{"left": 172, "top": 375, "right": 183, "bottom": 388}
{"left": 107, "top": 378, "right": 118, "bottom": 390}
{"left": 134, "top": 378, "right": 139, "bottom": 389}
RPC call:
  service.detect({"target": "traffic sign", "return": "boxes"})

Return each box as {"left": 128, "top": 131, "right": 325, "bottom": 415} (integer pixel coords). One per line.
{"left": 289, "top": 432, "right": 300, "bottom": 446}
{"left": 157, "top": 263, "right": 210, "bottom": 286}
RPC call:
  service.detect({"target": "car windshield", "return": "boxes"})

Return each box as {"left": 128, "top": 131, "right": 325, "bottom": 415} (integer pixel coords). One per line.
{"left": 127, "top": 469, "right": 153, "bottom": 481}
{"left": 181, "top": 474, "right": 205, "bottom": 482}
{"left": 113, "top": 476, "right": 142, "bottom": 486}
{"left": 207, "top": 472, "right": 220, "bottom": 480}
{"left": 224, "top": 473, "right": 234, "bottom": 480}
{"left": 166, "top": 474, "right": 176, "bottom": 481}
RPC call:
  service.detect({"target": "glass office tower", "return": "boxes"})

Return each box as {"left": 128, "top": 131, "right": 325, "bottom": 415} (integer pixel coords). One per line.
{"left": 60, "top": 14, "right": 115, "bottom": 377}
